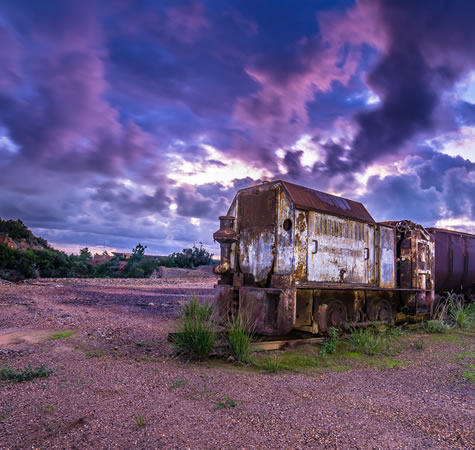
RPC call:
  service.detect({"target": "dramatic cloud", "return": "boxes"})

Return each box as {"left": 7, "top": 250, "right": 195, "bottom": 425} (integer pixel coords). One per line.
{"left": 0, "top": 0, "right": 473, "bottom": 255}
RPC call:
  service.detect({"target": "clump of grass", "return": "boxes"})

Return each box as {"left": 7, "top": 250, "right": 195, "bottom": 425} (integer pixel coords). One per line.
{"left": 347, "top": 327, "right": 388, "bottom": 355}
{"left": 215, "top": 395, "right": 236, "bottom": 410}
{"left": 423, "top": 320, "right": 450, "bottom": 334}
{"left": 85, "top": 349, "right": 105, "bottom": 359}
{"left": 0, "top": 365, "right": 53, "bottom": 384}
{"left": 414, "top": 341, "right": 424, "bottom": 350}
{"left": 49, "top": 330, "right": 75, "bottom": 340}
{"left": 171, "top": 297, "right": 216, "bottom": 360}
{"left": 463, "top": 364, "right": 475, "bottom": 382}
{"left": 169, "top": 376, "right": 186, "bottom": 390}
{"left": 320, "top": 327, "right": 339, "bottom": 355}
{"left": 450, "top": 301, "right": 474, "bottom": 329}
{"left": 135, "top": 415, "right": 147, "bottom": 427}
{"left": 227, "top": 316, "right": 255, "bottom": 364}
{"left": 261, "top": 353, "right": 282, "bottom": 373}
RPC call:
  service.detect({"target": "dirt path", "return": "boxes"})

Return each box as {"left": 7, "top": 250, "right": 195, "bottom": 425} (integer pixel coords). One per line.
{"left": 0, "top": 279, "right": 474, "bottom": 448}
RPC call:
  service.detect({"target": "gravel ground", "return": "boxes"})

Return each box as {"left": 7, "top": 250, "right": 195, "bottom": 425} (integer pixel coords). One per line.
{"left": 0, "top": 278, "right": 474, "bottom": 449}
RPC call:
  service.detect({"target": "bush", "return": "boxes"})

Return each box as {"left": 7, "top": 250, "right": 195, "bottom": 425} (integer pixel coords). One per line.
{"left": 423, "top": 320, "right": 450, "bottom": 333}
{"left": 227, "top": 317, "right": 254, "bottom": 363}
{"left": 320, "top": 327, "right": 339, "bottom": 355}
{"left": 163, "top": 244, "right": 214, "bottom": 269}
{"left": 171, "top": 298, "right": 216, "bottom": 360}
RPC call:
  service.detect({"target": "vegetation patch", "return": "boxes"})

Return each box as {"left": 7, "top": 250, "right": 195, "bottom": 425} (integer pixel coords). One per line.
{"left": 49, "top": 330, "right": 76, "bottom": 340}
{"left": 171, "top": 298, "right": 216, "bottom": 360}
{"left": 423, "top": 320, "right": 450, "bottom": 333}
{"left": 463, "top": 364, "right": 475, "bottom": 382}
{"left": 226, "top": 317, "right": 255, "bottom": 364}
{"left": 0, "top": 365, "right": 53, "bottom": 384}
{"left": 214, "top": 396, "right": 236, "bottom": 410}
{"left": 85, "top": 349, "right": 106, "bottom": 359}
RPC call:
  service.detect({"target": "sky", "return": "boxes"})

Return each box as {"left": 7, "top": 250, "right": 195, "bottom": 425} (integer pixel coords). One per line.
{"left": 0, "top": 0, "right": 474, "bottom": 256}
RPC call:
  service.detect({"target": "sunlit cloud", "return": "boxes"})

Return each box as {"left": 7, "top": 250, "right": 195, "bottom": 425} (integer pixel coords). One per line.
{"left": 168, "top": 144, "right": 272, "bottom": 187}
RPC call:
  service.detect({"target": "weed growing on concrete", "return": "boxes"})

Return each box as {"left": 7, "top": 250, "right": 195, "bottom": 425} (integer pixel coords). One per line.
{"left": 227, "top": 316, "right": 255, "bottom": 364}
{"left": 171, "top": 297, "right": 216, "bottom": 360}
{"left": 49, "top": 330, "right": 76, "bottom": 340}
{"left": 215, "top": 395, "right": 236, "bottom": 410}
{"left": 0, "top": 365, "right": 52, "bottom": 384}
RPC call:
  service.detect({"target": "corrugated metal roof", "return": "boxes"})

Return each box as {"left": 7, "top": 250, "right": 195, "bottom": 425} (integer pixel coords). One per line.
{"left": 280, "top": 180, "right": 375, "bottom": 223}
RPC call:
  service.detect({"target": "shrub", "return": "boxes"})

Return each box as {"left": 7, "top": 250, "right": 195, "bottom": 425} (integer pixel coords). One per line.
{"left": 163, "top": 244, "right": 214, "bottom": 269}
{"left": 227, "top": 317, "right": 254, "bottom": 364}
{"left": 320, "top": 327, "right": 339, "bottom": 355}
{"left": 450, "top": 300, "right": 474, "bottom": 329}
{"left": 171, "top": 298, "right": 216, "bottom": 360}
{"left": 423, "top": 320, "right": 450, "bottom": 333}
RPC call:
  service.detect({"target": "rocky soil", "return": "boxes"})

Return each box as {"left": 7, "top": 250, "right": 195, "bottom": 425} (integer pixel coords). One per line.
{"left": 0, "top": 278, "right": 474, "bottom": 449}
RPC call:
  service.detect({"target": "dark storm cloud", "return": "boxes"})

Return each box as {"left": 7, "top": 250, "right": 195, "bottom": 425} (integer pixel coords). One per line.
{"left": 0, "top": 0, "right": 474, "bottom": 254}
{"left": 361, "top": 174, "right": 441, "bottom": 224}
{"left": 338, "top": 0, "right": 475, "bottom": 170}
{"left": 175, "top": 186, "right": 228, "bottom": 219}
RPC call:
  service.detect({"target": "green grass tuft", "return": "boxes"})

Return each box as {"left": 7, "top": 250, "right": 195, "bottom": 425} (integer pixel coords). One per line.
{"left": 171, "top": 297, "right": 216, "bottom": 360}
{"left": 215, "top": 395, "right": 236, "bottom": 410}
{"left": 0, "top": 365, "right": 53, "bottom": 384}
{"left": 227, "top": 316, "right": 255, "bottom": 364}
{"left": 49, "top": 330, "right": 76, "bottom": 340}
{"left": 423, "top": 320, "right": 450, "bottom": 334}
{"left": 261, "top": 353, "right": 283, "bottom": 373}
{"left": 347, "top": 328, "right": 387, "bottom": 355}
{"left": 135, "top": 415, "right": 147, "bottom": 427}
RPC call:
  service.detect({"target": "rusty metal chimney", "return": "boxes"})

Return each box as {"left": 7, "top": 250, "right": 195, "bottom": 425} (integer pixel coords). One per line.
{"left": 213, "top": 216, "right": 238, "bottom": 279}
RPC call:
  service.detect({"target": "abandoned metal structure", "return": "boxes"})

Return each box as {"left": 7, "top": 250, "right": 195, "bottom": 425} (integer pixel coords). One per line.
{"left": 213, "top": 180, "right": 474, "bottom": 335}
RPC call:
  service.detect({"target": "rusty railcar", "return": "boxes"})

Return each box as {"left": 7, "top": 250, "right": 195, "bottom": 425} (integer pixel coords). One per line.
{"left": 426, "top": 227, "right": 475, "bottom": 296}
{"left": 213, "top": 181, "right": 435, "bottom": 335}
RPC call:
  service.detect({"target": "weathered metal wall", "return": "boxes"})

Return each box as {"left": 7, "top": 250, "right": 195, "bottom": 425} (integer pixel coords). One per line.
{"left": 427, "top": 228, "right": 475, "bottom": 293}
{"left": 237, "top": 186, "right": 277, "bottom": 283}
{"left": 294, "top": 209, "right": 308, "bottom": 281}
{"left": 306, "top": 211, "right": 375, "bottom": 285}
{"left": 378, "top": 225, "right": 396, "bottom": 288}
{"left": 274, "top": 187, "right": 295, "bottom": 275}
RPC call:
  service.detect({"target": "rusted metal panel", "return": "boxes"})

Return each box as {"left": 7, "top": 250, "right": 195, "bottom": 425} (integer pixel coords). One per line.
{"left": 281, "top": 180, "right": 374, "bottom": 223}
{"left": 378, "top": 224, "right": 396, "bottom": 288}
{"left": 427, "top": 227, "right": 475, "bottom": 293}
{"left": 236, "top": 184, "right": 277, "bottom": 284}
{"left": 237, "top": 187, "right": 276, "bottom": 230}
{"left": 306, "top": 211, "right": 375, "bottom": 285}
{"left": 274, "top": 187, "right": 295, "bottom": 274}
{"left": 294, "top": 209, "right": 308, "bottom": 280}
{"left": 238, "top": 284, "right": 294, "bottom": 335}
{"left": 295, "top": 289, "right": 313, "bottom": 328}
{"left": 239, "top": 230, "right": 274, "bottom": 283}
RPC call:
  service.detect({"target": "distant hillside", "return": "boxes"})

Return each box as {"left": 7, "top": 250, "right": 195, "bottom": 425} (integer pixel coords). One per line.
{"left": 0, "top": 218, "right": 214, "bottom": 281}
{"left": 0, "top": 218, "right": 50, "bottom": 251}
